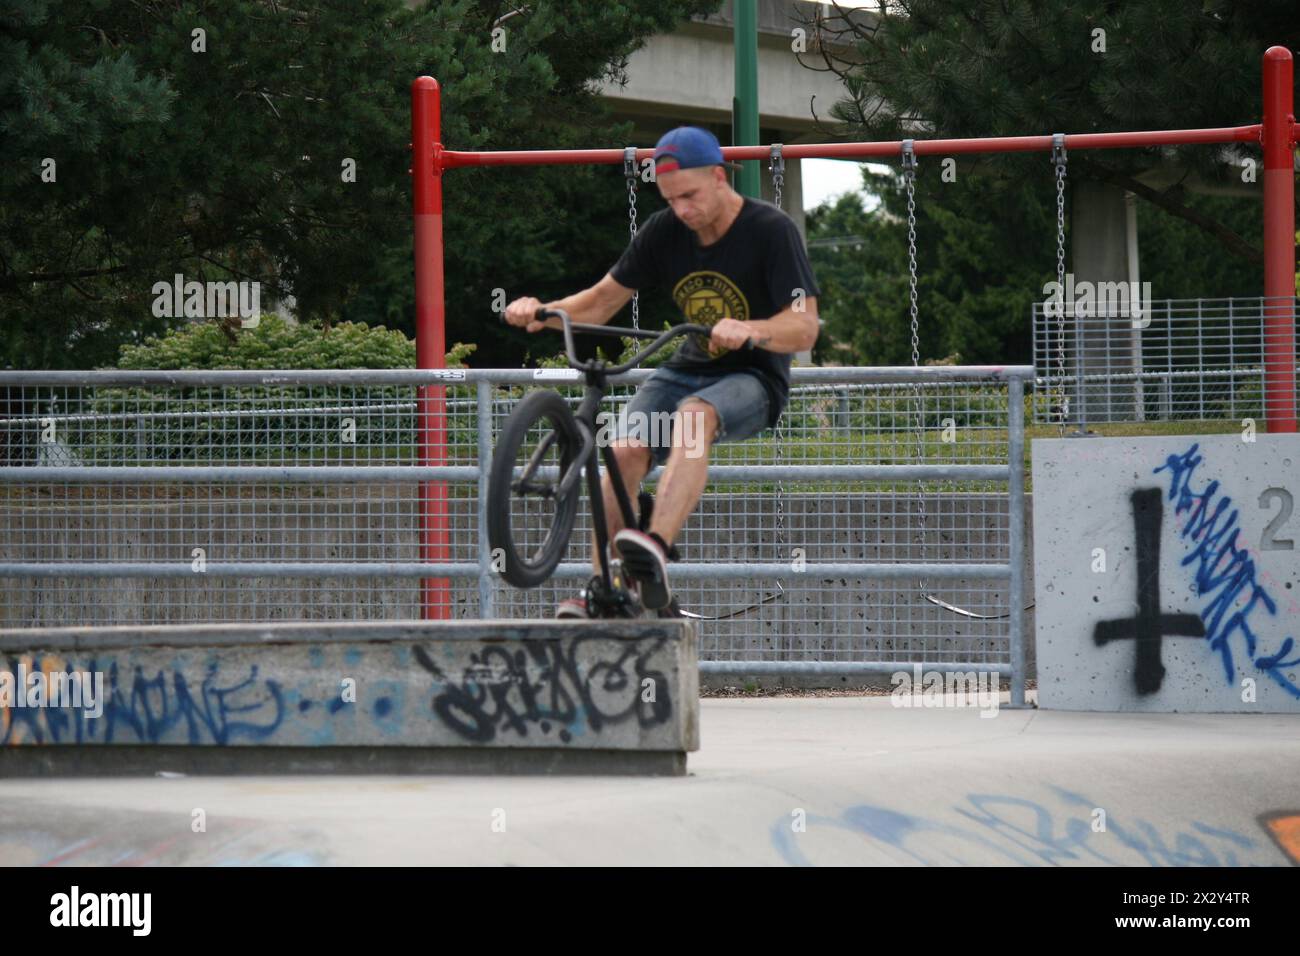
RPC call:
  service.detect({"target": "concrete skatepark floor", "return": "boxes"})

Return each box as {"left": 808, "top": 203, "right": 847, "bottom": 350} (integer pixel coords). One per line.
{"left": 2, "top": 692, "right": 1297, "bottom": 866}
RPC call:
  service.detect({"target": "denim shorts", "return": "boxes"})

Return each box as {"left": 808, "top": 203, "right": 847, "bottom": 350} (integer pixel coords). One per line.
{"left": 607, "top": 366, "right": 771, "bottom": 466}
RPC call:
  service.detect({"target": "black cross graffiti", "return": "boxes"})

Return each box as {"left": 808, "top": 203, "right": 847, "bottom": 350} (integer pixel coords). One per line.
{"left": 1093, "top": 487, "right": 1206, "bottom": 695}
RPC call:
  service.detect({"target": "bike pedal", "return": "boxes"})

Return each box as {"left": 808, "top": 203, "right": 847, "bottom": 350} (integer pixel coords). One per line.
{"left": 611, "top": 558, "right": 641, "bottom": 593}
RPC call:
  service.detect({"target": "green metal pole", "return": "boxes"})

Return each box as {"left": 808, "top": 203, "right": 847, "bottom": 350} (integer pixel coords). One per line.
{"left": 733, "top": 0, "right": 760, "bottom": 198}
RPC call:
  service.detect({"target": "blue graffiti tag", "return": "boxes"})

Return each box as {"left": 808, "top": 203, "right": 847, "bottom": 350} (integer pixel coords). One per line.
{"left": 771, "top": 787, "right": 1270, "bottom": 866}
{"left": 1, "top": 656, "right": 285, "bottom": 745}
{"left": 1153, "top": 444, "right": 1300, "bottom": 698}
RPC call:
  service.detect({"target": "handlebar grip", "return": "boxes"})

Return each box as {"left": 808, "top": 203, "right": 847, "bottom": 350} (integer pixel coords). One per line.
{"left": 535, "top": 307, "right": 571, "bottom": 324}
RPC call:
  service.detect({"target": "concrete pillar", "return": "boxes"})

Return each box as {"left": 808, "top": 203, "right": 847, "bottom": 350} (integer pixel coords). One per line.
{"left": 1070, "top": 181, "right": 1140, "bottom": 424}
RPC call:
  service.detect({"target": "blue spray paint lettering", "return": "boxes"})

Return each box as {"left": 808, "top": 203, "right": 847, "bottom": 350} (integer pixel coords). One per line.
{"left": 771, "top": 787, "right": 1270, "bottom": 866}
{"left": 1, "top": 656, "right": 285, "bottom": 745}
{"left": 1153, "top": 444, "right": 1300, "bottom": 698}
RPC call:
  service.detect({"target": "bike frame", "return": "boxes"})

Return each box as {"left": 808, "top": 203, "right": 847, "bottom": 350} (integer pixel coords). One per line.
{"left": 528, "top": 308, "right": 744, "bottom": 597}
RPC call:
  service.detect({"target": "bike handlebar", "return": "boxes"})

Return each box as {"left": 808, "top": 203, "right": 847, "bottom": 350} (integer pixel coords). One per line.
{"left": 533, "top": 307, "right": 755, "bottom": 375}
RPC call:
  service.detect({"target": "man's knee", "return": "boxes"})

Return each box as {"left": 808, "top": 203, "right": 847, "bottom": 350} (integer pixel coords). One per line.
{"left": 609, "top": 439, "right": 652, "bottom": 477}
{"left": 675, "top": 399, "right": 720, "bottom": 449}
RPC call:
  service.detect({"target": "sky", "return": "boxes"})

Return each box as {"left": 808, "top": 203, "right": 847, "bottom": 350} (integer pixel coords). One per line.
{"left": 801, "top": 159, "right": 888, "bottom": 213}
{"left": 791, "top": 2, "right": 888, "bottom": 213}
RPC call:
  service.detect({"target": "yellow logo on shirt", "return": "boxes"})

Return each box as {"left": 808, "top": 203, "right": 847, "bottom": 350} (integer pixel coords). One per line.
{"left": 671, "top": 271, "right": 750, "bottom": 358}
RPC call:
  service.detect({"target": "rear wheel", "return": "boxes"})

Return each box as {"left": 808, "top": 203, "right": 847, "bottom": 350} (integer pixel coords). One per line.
{"left": 487, "top": 389, "right": 584, "bottom": 588}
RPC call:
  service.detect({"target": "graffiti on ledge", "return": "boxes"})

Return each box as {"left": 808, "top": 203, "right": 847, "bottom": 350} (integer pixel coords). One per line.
{"left": 1, "top": 634, "right": 679, "bottom": 746}
{"left": 413, "top": 636, "right": 673, "bottom": 744}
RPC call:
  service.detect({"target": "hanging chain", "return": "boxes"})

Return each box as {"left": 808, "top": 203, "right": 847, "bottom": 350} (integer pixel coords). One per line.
{"left": 901, "top": 140, "right": 929, "bottom": 597}
{"left": 769, "top": 143, "right": 784, "bottom": 209}
{"left": 905, "top": 145, "right": 920, "bottom": 371}
{"left": 624, "top": 146, "right": 640, "bottom": 330}
{"left": 1052, "top": 134, "right": 1068, "bottom": 436}
{"left": 768, "top": 144, "right": 786, "bottom": 571}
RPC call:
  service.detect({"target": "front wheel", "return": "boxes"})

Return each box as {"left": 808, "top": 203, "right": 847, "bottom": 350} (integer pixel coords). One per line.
{"left": 487, "top": 389, "right": 585, "bottom": 588}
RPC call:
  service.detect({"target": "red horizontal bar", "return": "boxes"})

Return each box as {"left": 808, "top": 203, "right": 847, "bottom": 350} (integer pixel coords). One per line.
{"left": 439, "top": 125, "right": 1263, "bottom": 169}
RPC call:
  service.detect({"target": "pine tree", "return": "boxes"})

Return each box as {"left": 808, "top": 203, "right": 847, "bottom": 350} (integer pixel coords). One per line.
{"left": 0, "top": 0, "right": 719, "bottom": 369}
{"left": 801, "top": 0, "right": 1294, "bottom": 366}
{"left": 803, "top": 0, "right": 1296, "bottom": 261}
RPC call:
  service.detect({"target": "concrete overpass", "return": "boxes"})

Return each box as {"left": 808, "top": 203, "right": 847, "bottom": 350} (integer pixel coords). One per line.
{"left": 596, "top": 0, "right": 874, "bottom": 238}
{"left": 596, "top": 0, "right": 871, "bottom": 365}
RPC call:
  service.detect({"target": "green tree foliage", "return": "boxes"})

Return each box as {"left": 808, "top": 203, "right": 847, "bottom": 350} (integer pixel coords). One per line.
{"left": 0, "top": 0, "right": 718, "bottom": 369}
{"left": 807, "top": 166, "right": 1264, "bottom": 367}
{"left": 800, "top": 0, "right": 1288, "bottom": 365}
{"left": 808, "top": 0, "right": 1294, "bottom": 225}
{"left": 808, "top": 168, "right": 1057, "bottom": 366}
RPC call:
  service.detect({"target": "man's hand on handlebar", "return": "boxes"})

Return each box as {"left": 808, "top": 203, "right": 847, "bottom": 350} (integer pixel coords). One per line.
{"left": 710, "top": 318, "right": 768, "bottom": 351}
{"left": 503, "top": 296, "right": 549, "bottom": 333}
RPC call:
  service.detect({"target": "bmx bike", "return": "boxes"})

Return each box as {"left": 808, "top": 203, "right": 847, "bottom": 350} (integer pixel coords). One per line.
{"left": 486, "top": 307, "right": 781, "bottom": 620}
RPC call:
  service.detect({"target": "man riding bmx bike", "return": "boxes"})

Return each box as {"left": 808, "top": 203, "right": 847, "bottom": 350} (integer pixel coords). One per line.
{"left": 504, "top": 126, "right": 820, "bottom": 618}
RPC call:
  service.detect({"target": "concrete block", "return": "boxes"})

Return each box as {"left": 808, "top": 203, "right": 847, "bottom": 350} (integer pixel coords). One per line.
{"left": 0, "top": 619, "right": 699, "bottom": 775}
{"left": 1033, "top": 434, "right": 1299, "bottom": 711}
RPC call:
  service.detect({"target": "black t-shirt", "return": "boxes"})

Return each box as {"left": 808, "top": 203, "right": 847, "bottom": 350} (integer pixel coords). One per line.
{"left": 609, "top": 196, "right": 820, "bottom": 430}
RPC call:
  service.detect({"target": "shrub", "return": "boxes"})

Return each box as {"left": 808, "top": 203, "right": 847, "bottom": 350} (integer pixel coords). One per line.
{"left": 88, "top": 317, "right": 477, "bottom": 464}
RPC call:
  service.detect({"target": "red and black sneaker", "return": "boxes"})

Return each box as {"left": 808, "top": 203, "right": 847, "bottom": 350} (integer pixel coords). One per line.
{"left": 613, "top": 528, "right": 677, "bottom": 610}
{"left": 554, "top": 592, "right": 591, "bottom": 619}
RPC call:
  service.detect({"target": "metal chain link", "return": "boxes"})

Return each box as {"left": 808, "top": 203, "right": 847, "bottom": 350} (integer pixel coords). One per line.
{"left": 769, "top": 143, "right": 784, "bottom": 209}
{"left": 902, "top": 140, "right": 928, "bottom": 597}
{"left": 773, "top": 396, "right": 785, "bottom": 574}
{"left": 768, "top": 144, "right": 786, "bottom": 571}
{"left": 1053, "top": 134, "right": 1068, "bottom": 436}
{"left": 624, "top": 146, "right": 640, "bottom": 330}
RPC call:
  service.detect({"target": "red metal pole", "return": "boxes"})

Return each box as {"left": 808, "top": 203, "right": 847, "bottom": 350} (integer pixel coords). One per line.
{"left": 411, "top": 77, "right": 451, "bottom": 617}
{"left": 438, "top": 125, "right": 1262, "bottom": 169}
{"left": 1262, "top": 46, "right": 1297, "bottom": 434}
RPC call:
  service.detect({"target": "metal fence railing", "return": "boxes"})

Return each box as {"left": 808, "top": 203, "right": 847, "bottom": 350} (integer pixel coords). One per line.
{"left": 1033, "top": 295, "right": 1300, "bottom": 426}
{"left": 0, "top": 367, "right": 1033, "bottom": 698}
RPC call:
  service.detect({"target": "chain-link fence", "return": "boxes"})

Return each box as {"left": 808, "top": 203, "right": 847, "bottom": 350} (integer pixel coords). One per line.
{"left": 0, "top": 367, "right": 1031, "bottom": 694}
{"left": 1033, "top": 295, "right": 1300, "bottom": 426}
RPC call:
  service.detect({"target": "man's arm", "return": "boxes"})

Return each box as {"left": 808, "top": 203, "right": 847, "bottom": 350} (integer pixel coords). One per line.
{"left": 503, "top": 274, "right": 635, "bottom": 333}
{"left": 711, "top": 299, "right": 820, "bottom": 353}
{"left": 540, "top": 273, "right": 635, "bottom": 328}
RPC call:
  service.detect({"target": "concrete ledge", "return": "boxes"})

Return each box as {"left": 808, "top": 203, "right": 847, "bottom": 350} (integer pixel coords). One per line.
{"left": 0, "top": 619, "right": 699, "bottom": 774}
{"left": 0, "top": 745, "right": 687, "bottom": 777}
